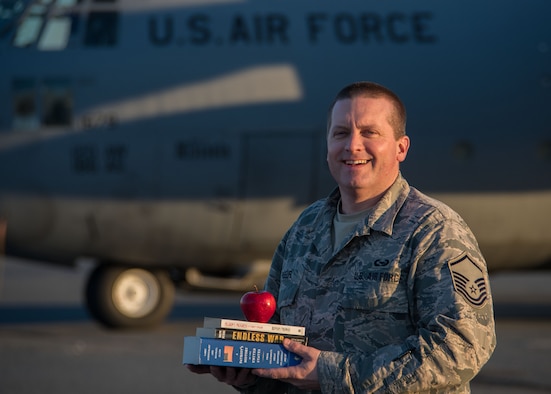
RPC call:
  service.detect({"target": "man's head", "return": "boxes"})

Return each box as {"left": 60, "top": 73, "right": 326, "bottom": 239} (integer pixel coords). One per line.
{"left": 327, "top": 81, "right": 407, "bottom": 139}
{"left": 326, "top": 81, "right": 410, "bottom": 212}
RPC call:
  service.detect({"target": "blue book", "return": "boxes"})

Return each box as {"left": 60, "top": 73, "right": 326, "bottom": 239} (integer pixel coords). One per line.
{"left": 183, "top": 336, "right": 302, "bottom": 368}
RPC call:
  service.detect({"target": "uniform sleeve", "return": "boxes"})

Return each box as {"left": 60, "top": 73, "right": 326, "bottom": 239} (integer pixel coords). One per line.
{"left": 317, "top": 218, "right": 496, "bottom": 393}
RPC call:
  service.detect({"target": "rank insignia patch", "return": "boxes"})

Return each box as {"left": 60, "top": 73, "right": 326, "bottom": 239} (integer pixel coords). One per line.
{"left": 449, "top": 255, "right": 488, "bottom": 308}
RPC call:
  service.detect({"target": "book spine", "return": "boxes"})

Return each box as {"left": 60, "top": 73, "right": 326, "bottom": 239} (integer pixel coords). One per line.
{"left": 183, "top": 336, "right": 302, "bottom": 368}
{"left": 196, "top": 328, "right": 307, "bottom": 345}
{"left": 203, "top": 317, "right": 305, "bottom": 336}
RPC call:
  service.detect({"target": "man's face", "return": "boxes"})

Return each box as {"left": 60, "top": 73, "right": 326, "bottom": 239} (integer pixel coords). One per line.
{"left": 327, "top": 96, "right": 409, "bottom": 204}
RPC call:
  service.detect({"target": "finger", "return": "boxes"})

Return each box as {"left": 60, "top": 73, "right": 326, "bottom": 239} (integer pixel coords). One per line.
{"left": 210, "top": 366, "right": 249, "bottom": 385}
{"left": 210, "top": 366, "right": 227, "bottom": 382}
{"left": 224, "top": 366, "right": 238, "bottom": 382}
{"left": 252, "top": 366, "right": 292, "bottom": 380}
{"left": 186, "top": 364, "right": 212, "bottom": 374}
{"left": 235, "top": 367, "right": 251, "bottom": 381}
{"left": 284, "top": 338, "right": 321, "bottom": 365}
{"left": 234, "top": 368, "right": 258, "bottom": 387}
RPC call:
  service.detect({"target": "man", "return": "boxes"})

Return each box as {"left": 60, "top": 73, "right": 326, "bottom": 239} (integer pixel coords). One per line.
{"left": 187, "top": 81, "right": 496, "bottom": 393}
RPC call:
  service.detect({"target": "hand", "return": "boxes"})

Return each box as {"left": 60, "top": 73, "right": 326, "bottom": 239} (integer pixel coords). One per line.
{"left": 252, "top": 338, "right": 321, "bottom": 391}
{"left": 186, "top": 364, "right": 257, "bottom": 388}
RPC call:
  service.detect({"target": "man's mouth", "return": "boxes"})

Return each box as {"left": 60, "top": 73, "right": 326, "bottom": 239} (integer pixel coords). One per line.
{"left": 344, "top": 159, "right": 369, "bottom": 165}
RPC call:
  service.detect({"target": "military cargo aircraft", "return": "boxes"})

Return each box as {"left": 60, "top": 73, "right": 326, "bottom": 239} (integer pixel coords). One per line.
{"left": 0, "top": 0, "right": 550, "bottom": 328}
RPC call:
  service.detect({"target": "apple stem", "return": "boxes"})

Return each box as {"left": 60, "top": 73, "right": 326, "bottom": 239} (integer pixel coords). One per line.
{"left": 254, "top": 284, "right": 259, "bottom": 292}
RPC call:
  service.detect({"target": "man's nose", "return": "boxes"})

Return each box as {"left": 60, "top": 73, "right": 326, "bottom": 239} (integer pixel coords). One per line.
{"left": 345, "top": 131, "right": 363, "bottom": 151}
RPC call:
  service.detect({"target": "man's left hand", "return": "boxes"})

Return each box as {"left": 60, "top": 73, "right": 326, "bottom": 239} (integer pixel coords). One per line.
{"left": 252, "top": 338, "right": 321, "bottom": 390}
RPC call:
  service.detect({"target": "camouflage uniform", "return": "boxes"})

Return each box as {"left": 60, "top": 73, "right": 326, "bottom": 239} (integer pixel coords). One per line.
{"left": 240, "top": 174, "right": 496, "bottom": 394}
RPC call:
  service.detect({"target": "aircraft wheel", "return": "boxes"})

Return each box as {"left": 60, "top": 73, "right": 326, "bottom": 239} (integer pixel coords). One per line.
{"left": 85, "top": 265, "right": 175, "bottom": 329}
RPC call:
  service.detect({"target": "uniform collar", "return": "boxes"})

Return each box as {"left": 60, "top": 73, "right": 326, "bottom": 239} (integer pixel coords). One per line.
{"left": 321, "top": 173, "right": 410, "bottom": 237}
{"left": 368, "top": 173, "right": 410, "bottom": 236}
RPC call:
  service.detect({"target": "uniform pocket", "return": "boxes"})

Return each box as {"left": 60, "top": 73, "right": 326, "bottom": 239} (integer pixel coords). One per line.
{"left": 342, "top": 274, "right": 406, "bottom": 312}
{"left": 339, "top": 271, "right": 411, "bottom": 351}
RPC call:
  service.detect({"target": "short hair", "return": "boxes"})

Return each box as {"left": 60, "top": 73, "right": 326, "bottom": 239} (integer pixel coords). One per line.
{"left": 327, "top": 81, "right": 407, "bottom": 139}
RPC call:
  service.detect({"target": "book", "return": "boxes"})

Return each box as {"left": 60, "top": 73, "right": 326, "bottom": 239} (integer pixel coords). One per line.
{"left": 203, "top": 317, "right": 306, "bottom": 336}
{"left": 196, "top": 327, "right": 308, "bottom": 345}
{"left": 183, "top": 336, "right": 302, "bottom": 368}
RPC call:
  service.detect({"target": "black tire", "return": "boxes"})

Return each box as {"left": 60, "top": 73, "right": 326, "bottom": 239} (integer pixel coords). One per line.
{"left": 85, "top": 265, "right": 175, "bottom": 329}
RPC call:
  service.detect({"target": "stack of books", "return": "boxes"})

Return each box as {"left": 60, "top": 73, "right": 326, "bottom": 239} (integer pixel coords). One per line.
{"left": 183, "top": 317, "right": 307, "bottom": 368}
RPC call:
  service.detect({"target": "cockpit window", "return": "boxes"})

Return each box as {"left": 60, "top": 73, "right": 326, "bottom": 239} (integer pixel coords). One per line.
{"left": 13, "top": 11, "right": 42, "bottom": 47}
{"left": 12, "top": 77, "right": 39, "bottom": 130}
{"left": 12, "top": 77, "right": 72, "bottom": 130}
{"left": 9, "top": 0, "right": 79, "bottom": 49}
{"left": 83, "top": 10, "right": 118, "bottom": 46}
{"left": 0, "top": 1, "right": 26, "bottom": 32}
{"left": 5, "top": 0, "right": 119, "bottom": 50}
{"left": 38, "top": 15, "right": 71, "bottom": 50}
{"left": 42, "top": 78, "right": 72, "bottom": 126}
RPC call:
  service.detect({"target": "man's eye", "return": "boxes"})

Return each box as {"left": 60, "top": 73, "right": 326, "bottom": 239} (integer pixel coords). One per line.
{"left": 333, "top": 130, "right": 347, "bottom": 137}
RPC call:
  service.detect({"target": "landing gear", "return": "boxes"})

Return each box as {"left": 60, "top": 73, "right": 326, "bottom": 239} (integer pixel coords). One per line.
{"left": 85, "top": 265, "right": 175, "bottom": 328}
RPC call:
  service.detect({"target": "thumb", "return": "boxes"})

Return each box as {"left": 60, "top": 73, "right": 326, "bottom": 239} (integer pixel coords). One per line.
{"left": 282, "top": 338, "right": 309, "bottom": 357}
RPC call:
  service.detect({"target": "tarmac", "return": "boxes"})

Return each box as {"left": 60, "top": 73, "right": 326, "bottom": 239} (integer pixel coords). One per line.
{"left": 0, "top": 257, "right": 550, "bottom": 394}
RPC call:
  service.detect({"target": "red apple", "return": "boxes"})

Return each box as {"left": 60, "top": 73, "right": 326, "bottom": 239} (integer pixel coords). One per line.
{"left": 240, "top": 285, "right": 276, "bottom": 323}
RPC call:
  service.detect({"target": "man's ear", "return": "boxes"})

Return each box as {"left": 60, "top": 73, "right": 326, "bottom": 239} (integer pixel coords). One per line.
{"left": 397, "top": 136, "right": 410, "bottom": 162}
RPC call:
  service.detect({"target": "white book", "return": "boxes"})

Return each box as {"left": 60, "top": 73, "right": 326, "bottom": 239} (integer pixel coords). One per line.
{"left": 203, "top": 317, "right": 305, "bottom": 336}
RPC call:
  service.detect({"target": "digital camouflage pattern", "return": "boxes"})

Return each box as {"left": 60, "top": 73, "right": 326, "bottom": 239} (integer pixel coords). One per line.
{"left": 240, "top": 174, "right": 496, "bottom": 394}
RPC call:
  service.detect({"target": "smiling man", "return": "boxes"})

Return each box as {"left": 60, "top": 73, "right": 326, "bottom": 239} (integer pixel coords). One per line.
{"left": 326, "top": 86, "right": 409, "bottom": 214}
{"left": 187, "top": 81, "right": 496, "bottom": 393}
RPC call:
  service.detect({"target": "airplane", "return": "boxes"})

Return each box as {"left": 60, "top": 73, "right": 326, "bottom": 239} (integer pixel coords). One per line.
{"left": 0, "top": 0, "right": 550, "bottom": 328}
